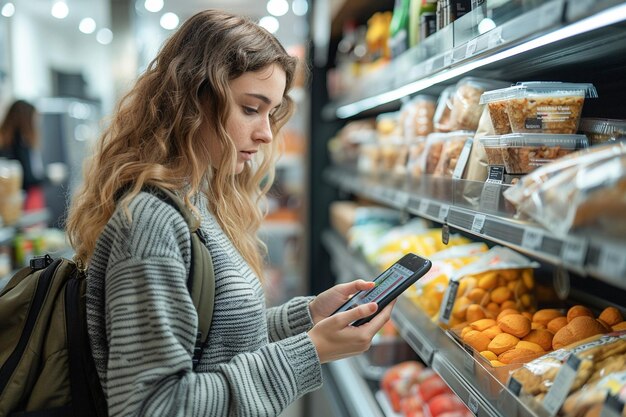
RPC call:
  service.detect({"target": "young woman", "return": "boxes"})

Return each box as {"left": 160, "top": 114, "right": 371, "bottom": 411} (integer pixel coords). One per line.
{"left": 66, "top": 9, "right": 395, "bottom": 417}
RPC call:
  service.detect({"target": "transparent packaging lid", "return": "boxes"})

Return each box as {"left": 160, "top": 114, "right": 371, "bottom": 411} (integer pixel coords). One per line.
{"left": 456, "top": 76, "right": 511, "bottom": 91}
{"left": 500, "top": 133, "right": 589, "bottom": 148}
{"left": 479, "top": 135, "right": 503, "bottom": 148}
{"left": 479, "top": 86, "right": 521, "bottom": 104}
{"left": 579, "top": 118, "right": 626, "bottom": 135}
{"left": 511, "top": 81, "right": 598, "bottom": 98}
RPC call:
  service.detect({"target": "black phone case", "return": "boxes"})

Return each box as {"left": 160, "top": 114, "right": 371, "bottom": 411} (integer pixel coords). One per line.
{"left": 344, "top": 254, "right": 432, "bottom": 326}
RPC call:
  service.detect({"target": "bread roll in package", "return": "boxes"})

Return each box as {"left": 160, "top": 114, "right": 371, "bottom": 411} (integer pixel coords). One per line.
{"left": 510, "top": 332, "right": 626, "bottom": 415}
{"left": 438, "top": 246, "right": 540, "bottom": 328}
{"left": 407, "top": 243, "right": 489, "bottom": 321}
{"left": 503, "top": 142, "right": 626, "bottom": 237}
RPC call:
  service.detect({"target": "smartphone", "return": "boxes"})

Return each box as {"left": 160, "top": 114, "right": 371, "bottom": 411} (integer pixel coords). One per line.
{"left": 332, "top": 253, "right": 432, "bottom": 326}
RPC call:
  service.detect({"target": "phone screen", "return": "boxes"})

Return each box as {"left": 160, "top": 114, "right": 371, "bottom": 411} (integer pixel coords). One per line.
{"left": 333, "top": 262, "right": 415, "bottom": 314}
{"left": 332, "top": 253, "right": 431, "bottom": 325}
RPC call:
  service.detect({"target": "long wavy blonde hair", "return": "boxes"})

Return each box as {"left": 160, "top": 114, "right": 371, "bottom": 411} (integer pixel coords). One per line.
{"left": 66, "top": 10, "right": 297, "bottom": 279}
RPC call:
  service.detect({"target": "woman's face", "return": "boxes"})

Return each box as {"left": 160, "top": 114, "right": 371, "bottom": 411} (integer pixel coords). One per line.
{"left": 213, "top": 64, "right": 287, "bottom": 174}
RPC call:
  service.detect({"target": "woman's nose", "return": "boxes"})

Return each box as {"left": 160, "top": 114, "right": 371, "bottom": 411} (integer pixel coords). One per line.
{"left": 254, "top": 116, "right": 273, "bottom": 144}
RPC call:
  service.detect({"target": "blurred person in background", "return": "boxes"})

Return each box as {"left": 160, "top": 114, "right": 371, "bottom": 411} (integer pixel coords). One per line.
{"left": 66, "top": 9, "right": 394, "bottom": 417}
{"left": 0, "top": 99, "right": 46, "bottom": 211}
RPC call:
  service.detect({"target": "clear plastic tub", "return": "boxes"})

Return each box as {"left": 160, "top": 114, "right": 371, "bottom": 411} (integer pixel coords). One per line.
{"left": 449, "top": 77, "right": 510, "bottom": 131}
{"left": 479, "top": 136, "right": 505, "bottom": 165}
{"left": 433, "top": 131, "right": 475, "bottom": 177}
{"left": 479, "top": 86, "right": 522, "bottom": 135}
{"left": 578, "top": 117, "right": 626, "bottom": 145}
{"left": 505, "top": 82, "right": 597, "bottom": 134}
{"left": 500, "top": 133, "right": 589, "bottom": 174}
{"left": 434, "top": 85, "right": 457, "bottom": 133}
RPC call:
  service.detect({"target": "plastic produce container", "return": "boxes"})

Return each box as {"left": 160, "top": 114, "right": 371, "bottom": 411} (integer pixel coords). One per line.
{"left": 504, "top": 82, "right": 597, "bottom": 134}
{"left": 479, "top": 86, "right": 522, "bottom": 135}
{"left": 578, "top": 118, "right": 626, "bottom": 145}
{"left": 449, "top": 77, "right": 510, "bottom": 131}
{"left": 479, "top": 136, "right": 505, "bottom": 165}
{"left": 499, "top": 133, "right": 589, "bottom": 174}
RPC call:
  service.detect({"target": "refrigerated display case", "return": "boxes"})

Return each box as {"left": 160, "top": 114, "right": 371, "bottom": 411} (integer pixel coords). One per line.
{"left": 306, "top": 1, "right": 626, "bottom": 416}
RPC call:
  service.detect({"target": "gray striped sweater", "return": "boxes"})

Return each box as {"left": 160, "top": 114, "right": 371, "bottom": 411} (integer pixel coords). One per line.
{"left": 86, "top": 191, "right": 322, "bottom": 417}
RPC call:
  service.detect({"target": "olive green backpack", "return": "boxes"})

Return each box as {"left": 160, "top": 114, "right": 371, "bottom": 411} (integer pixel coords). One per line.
{"left": 0, "top": 187, "right": 215, "bottom": 417}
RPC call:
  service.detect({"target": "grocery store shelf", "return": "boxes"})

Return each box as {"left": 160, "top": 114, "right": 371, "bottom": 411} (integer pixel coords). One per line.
{"left": 321, "top": 229, "right": 378, "bottom": 284}
{"left": 324, "top": 0, "right": 626, "bottom": 119}
{"left": 326, "top": 358, "right": 386, "bottom": 417}
{"left": 323, "top": 233, "right": 543, "bottom": 417}
{"left": 323, "top": 166, "right": 626, "bottom": 290}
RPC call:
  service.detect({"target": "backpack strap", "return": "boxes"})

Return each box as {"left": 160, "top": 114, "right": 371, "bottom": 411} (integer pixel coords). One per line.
{"left": 144, "top": 186, "right": 215, "bottom": 369}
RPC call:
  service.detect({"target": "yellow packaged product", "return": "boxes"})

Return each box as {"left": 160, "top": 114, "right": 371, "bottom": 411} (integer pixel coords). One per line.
{"left": 438, "top": 247, "right": 539, "bottom": 328}
{"left": 373, "top": 228, "right": 471, "bottom": 271}
{"left": 407, "top": 243, "right": 487, "bottom": 320}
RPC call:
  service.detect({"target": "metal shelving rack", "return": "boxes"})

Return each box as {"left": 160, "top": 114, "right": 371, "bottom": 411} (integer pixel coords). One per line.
{"left": 311, "top": 1, "right": 626, "bottom": 416}
{"left": 321, "top": 229, "right": 553, "bottom": 417}
{"left": 323, "top": 167, "right": 626, "bottom": 290}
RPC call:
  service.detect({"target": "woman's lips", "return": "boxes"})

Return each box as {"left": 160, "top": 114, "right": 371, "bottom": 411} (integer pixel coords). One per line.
{"left": 240, "top": 151, "right": 255, "bottom": 161}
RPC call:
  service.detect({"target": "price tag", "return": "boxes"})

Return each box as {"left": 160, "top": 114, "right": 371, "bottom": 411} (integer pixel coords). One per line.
{"left": 444, "top": 51, "right": 453, "bottom": 67}
{"left": 522, "top": 228, "right": 544, "bottom": 251}
{"left": 508, "top": 377, "right": 522, "bottom": 397}
{"left": 543, "top": 355, "right": 581, "bottom": 416}
{"left": 442, "top": 224, "right": 450, "bottom": 245}
{"left": 466, "top": 38, "right": 478, "bottom": 57}
{"left": 395, "top": 191, "right": 410, "bottom": 208}
{"left": 424, "top": 59, "right": 434, "bottom": 74}
{"left": 568, "top": 0, "right": 595, "bottom": 20}
{"left": 486, "top": 165, "right": 505, "bottom": 184}
{"left": 561, "top": 238, "right": 588, "bottom": 267}
{"left": 419, "top": 199, "right": 430, "bottom": 214}
{"left": 438, "top": 204, "right": 450, "bottom": 222}
{"left": 464, "top": 344, "right": 475, "bottom": 373}
{"left": 468, "top": 394, "right": 480, "bottom": 415}
{"left": 407, "top": 327, "right": 434, "bottom": 364}
{"left": 471, "top": 214, "right": 486, "bottom": 234}
{"left": 598, "top": 246, "right": 626, "bottom": 279}
{"left": 439, "top": 279, "right": 460, "bottom": 324}
{"left": 601, "top": 395, "right": 625, "bottom": 417}
{"left": 488, "top": 26, "right": 503, "bottom": 49}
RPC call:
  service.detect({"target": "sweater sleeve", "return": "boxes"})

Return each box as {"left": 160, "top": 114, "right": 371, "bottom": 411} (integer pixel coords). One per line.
{"left": 265, "top": 297, "right": 315, "bottom": 342}
{"left": 101, "top": 194, "right": 322, "bottom": 417}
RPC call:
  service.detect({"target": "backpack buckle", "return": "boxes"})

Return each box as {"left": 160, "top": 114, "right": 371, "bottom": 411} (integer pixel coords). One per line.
{"left": 30, "top": 254, "right": 54, "bottom": 270}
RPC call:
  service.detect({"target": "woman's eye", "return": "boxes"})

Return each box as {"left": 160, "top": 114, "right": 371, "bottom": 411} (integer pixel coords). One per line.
{"left": 243, "top": 106, "right": 258, "bottom": 115}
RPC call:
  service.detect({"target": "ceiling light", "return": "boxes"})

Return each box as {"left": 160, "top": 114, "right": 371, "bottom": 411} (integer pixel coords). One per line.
{"left": 160, "top": 12, "right": 179, "bottom": 30}
{"left": 144, "top": 0, "right": 163, "bottom": 13}
{"left": 51, "top": 1, "right": 69, "bottom": 19}
{"left": 79, "top": 17, "right": 96, "bottom": 34}
{"left": 96, "top": 28, "right": 113, "bottom": 45}
{"left": 267, "top": 0, "right": 288, "bottom": 17}
{"left": 1, "top": 2, "right": 15, "bottom": 17}
{"left": 259, "top": 16, "right": 279, "bottom": 33}
{"left": 292, "top": 0, "right": 308, "bottom": 16}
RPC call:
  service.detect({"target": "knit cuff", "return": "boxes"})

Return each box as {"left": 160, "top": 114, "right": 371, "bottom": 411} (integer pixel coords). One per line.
{"left": 279, "top": 332, "right": 323, "bottom": 395}
{"left": 286, "top": 296, "right": 315, "bottom": 334}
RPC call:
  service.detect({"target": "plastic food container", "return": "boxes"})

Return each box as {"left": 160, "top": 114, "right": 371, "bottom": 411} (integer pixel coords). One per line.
{"left": 434, "top": 85, "right": 456, "bottom": 133}
{"left": 407, "top": 137, "right": 427, "bottom": 178}
{"left": 479, "top": 136, "right": 505, "bottom": 165}
{"left": 479, "top": 86, "right": 522, "bottom": 135}
{"left": 449, "top": 77, "right": 510, "bottom": 131}
{"left": 499, "top": 133, "right": 589, "bottom": 174}
{"left": 505, "top": 82, "right": 597, "bottom": 134}
{"left": 433, "top": 131, "right": 474, "bottom": 177}
{"left": 423, "top": 133, "right": 449, "bottom": 174}
{"left": 578, "top": 118, "right": 626, "bottom": 145}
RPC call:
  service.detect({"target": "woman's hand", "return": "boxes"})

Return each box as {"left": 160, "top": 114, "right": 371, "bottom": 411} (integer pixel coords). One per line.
{"left": 309, "top": 280, "right": 376, "bottom": 325}
{"left": 307, "top": 300, "right": 396, "bottom": 364}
